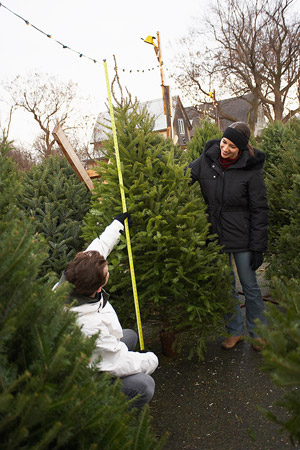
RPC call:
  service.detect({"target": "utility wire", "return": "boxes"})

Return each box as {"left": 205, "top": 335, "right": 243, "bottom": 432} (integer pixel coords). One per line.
{"left": 0, "top": 2, "right": 162, "bottom": 72}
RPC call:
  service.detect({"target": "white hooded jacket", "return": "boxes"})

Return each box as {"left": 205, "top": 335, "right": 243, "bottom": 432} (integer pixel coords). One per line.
{"left": 54, "top": 220, "right": 158, "bottom": 378}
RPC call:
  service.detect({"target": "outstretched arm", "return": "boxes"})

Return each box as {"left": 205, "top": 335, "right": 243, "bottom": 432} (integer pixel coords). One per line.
{"left": 85, "top": 219, "right": 124, "bottom": 259}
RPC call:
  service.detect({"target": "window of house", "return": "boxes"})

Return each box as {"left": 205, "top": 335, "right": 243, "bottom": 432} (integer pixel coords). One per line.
{"left": 178, "top": 118, "right": 185, "bottom": 135}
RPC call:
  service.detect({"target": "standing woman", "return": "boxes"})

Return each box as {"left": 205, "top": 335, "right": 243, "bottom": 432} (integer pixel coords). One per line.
{"left": 189, "top": 122, "right": 268, "bottom": 350}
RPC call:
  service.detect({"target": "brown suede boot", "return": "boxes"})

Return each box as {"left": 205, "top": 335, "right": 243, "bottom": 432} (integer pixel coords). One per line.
{"left": 252, "top": 338, "right": 265, "bottom": 351}
{"left": 221, "top": 336, "right": 242, "bottom": 350}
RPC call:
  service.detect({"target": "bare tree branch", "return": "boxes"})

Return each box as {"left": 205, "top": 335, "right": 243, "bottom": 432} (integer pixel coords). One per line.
{"left": 4, "top": 72, "right": 94, "bottom": 159}
{"left": 170, "top": 0, "right": 300, "bottom": 127}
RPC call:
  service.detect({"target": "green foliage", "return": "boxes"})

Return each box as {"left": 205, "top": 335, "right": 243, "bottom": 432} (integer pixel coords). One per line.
{"left": 258, "top": 119, "right": 300, "bottom": 175}
{"left": 0, "top": 141, "right": 165, "bottom": 450}
{"left": 185, "top": 120, "right": 222, "bottom": 162}
{"left": 83, "top": 100, "right": 232, "bottom": 360}
{"left": 267, "top": 174, "right": 300, "bottom": 280}
{"left": 18, "top": 156, "right": 92, "bottom": 277}
{"left": 0, "top": 140, "right": 20, "bottom": 218}
{"left": 264, "top": 122, "right": 300, "bottom": 280}
{"left": 257, "top": 121, "right": 287, "bottom": 174}
{"left": 266, "top": 149, "right": 300, "bottom": 252}
{"left": 256, "top": 278, "right": 300, "bottom": 445}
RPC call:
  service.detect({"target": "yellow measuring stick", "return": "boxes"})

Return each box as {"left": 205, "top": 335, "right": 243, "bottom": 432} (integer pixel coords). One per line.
{"left": 103, "top": 59, "right": 144, "bottom": 350}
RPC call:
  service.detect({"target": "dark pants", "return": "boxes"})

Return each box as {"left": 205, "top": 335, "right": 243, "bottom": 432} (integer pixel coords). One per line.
{"left": 120, "top": 329, "right": 155, "bottom": 409}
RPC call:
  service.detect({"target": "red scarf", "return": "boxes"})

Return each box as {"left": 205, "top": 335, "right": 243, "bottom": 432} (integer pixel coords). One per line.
{"left": 219, "top": 151, "right": 241, "bottom": 171}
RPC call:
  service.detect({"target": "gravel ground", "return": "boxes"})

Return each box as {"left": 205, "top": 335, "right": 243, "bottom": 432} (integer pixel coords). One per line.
{"left": 150, "top": 337, "right": 298, "bottom": 450}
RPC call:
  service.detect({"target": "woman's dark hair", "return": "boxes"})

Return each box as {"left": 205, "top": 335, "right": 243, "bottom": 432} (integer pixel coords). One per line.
{"left": 65, "top": 251, "right": 107, "bottom": 296}
{"left": 229, "top": 122, "right": 255, "bottom": 157}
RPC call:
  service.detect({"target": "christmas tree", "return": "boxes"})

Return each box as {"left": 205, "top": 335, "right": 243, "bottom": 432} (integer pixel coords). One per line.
{"left": 267, "top": 174, "right": 300, "bottom": 280}
{"left": 18, "top": 156, "right": 92, "bottom": 276}
{"left": 264, "top": 120, "right": 300, "bottom": 280}
{"left": 0, "top": 141, "right": 165, "bottom": 450}
{"left": 258, "top": 118, "right": 300, "bottom": 175}
{"left": 82, "top": 100, "right": 232, "bottom": 359}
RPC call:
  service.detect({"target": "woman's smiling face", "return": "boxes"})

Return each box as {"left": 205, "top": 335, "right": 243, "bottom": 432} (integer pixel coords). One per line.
{"left": 220, "top": 137, "right": 239, "bottom": 159}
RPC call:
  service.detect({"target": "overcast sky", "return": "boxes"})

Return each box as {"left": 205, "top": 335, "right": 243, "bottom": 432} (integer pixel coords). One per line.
{"left": 0, "top": 0, "right": 206, "bottom": 145}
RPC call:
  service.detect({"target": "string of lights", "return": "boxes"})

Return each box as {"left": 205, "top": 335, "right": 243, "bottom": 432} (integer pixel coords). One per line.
{"left": 0, "top": 2, "right": 164, "bottom": 73}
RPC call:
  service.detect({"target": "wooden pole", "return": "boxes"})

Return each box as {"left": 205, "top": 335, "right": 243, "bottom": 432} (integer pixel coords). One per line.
{"left": 157, "top": 31, "right": 165, "bottom": 100}
{"left": 156, "top": 31, "right": 172, "bottom": 139}
{"left": 52, "top": 124, "right": 94, "bottom": 192}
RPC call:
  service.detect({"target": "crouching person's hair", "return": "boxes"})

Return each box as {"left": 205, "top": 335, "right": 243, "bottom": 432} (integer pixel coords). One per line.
{"left": 65, "top": 251, "right": 107, "bottom": 296}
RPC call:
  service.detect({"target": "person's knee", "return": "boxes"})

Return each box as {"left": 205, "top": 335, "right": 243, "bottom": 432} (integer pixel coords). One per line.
{"left": 122, "top": 374, "right": 155, "bottom": 409}
{"left": 132, "top": 374, "right": 155, "bottom": 405}
{"left": 141, "top": 374, "right": 155, "bottom": 403}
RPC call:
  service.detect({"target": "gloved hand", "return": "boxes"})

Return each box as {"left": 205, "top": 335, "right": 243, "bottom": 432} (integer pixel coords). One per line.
{"left": 114, "top": 212, "right": 132, "bottom": 227}
{"left": 250, "top": 251, "right": 264, "bottom": 271}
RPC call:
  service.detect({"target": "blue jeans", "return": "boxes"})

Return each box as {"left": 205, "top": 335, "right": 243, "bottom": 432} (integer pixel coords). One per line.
{"left": 225, "top": 252, "right": 267, "bottom": 338}
{"left": 120, "top": 329, "right": 155, "bottom": 409}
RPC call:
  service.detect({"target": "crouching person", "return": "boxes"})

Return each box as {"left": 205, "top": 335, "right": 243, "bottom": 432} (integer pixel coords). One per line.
{"left": 54, "top": 212, "right": 158, "bottom": 409}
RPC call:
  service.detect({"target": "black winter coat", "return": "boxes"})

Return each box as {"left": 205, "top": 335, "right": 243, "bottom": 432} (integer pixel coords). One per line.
{"left": 189, "top": 139, "right": 268, "bottom": 253}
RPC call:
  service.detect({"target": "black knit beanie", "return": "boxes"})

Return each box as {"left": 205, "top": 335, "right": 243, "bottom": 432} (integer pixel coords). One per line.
{"left": 222, "top": 126, "right": 249, "bottom": 151}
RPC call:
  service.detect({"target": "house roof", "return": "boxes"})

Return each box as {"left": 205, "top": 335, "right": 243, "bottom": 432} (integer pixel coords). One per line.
{"left": 185, "top": 94, "right": 266, "bottom": 133}
{"left": 217, "top": 95, "right": 253, "bottom": 130}
{"left": 140, "top": 97, "right": 169, "bottom": 131}
{"left": 185, "top": 96, "right": 252, "bottom": 125}
{"left": 140, "top": 95, "right": 192, "bottom": 132}
{"left": 93, "top": 95, "right": 188, "bottom": 144}
{"left": 185, "top": 104, "right": 216, "bottom": 133}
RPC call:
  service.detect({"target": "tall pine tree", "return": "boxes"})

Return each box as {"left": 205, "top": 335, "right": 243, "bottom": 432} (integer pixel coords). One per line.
{"left": 82, "top": 100, "right": 232, "bottom": 359}
{"left": 264, "top": 120, "right": 300, "bottom": 281}
{"left": 258, "top": 118, "right": 300, "bottom": 176}
{"left": 267, "top": 174, "right": 300, "bottom": 280}
{"left": 0, "top": 141, "right": 165, "bottom": 450}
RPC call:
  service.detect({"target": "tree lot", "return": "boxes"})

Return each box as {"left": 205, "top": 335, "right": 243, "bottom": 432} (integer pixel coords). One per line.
{"left": 1, "top": 110, "right": 300, "bottom": 445}
{"left": 0, "top": 1, "right": 300, "bottom": 438}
